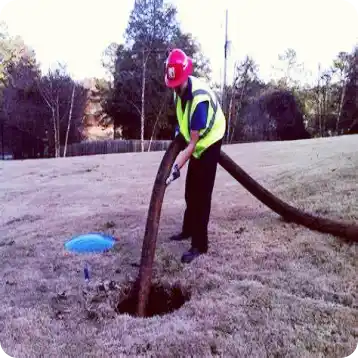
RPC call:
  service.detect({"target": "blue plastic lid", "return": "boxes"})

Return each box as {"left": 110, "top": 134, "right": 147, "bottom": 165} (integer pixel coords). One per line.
{"left": 64, "top": 233, "right": 117, "bottom": 254}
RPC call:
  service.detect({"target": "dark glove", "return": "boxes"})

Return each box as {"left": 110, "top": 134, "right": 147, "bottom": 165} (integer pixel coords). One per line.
{"left": 166, "top": 164, "right": 180, "bottom": 185}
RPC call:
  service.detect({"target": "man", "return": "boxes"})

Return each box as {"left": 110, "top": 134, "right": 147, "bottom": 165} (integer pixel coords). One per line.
{"left": 164, "top": 48, "right": 226, "bottom": 264}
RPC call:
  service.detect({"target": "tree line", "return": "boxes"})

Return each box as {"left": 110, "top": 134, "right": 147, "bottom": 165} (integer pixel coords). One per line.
{"left": 0, "top": 0, "right": 357, "bottom": 159}
{"left": 0, "top": 23, "right": 89, "bottom": 158}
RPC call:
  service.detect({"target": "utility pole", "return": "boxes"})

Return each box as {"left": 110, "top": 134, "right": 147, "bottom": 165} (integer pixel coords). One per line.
{"left": 223, "top": 9, "right": 228, "bottom": 96}
{"left": 223, "top": 9, "right": 229, "bottom": 143}
{"left": 1, "top": 119, "right": 4, "bottom": 160}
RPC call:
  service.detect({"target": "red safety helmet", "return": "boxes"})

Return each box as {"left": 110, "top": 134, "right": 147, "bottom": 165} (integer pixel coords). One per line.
{"left": 164, "top": 48, "right": 193, "bottom": 88}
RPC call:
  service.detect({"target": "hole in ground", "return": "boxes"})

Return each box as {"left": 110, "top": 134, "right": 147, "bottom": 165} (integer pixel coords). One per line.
{"left": 116, "top": 282, "right": 191, "bottom": 318}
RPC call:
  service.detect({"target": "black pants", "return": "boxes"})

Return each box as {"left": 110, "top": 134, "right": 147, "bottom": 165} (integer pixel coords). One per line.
{"left": 182, "top": 139, "right": 222, "bottom": 252}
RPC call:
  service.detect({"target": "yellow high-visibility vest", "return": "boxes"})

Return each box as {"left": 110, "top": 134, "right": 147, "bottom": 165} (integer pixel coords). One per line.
{"left": 174, "top": 76, "right": 226, "bottom": 159}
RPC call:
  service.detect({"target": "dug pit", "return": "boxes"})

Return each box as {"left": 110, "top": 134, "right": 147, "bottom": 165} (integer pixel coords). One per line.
{"left": 116, "top": 281, "right": 191, "bottom": 318}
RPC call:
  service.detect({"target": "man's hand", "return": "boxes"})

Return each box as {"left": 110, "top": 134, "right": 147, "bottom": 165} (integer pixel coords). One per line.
{"left": 173, "top": 130, "right": 200, "bottom": 169}
{"left": 166, "top": 130, "right": 199, "bottom": 186}
{"left": 166, "top": 164, "right": 180, "bottom": 185}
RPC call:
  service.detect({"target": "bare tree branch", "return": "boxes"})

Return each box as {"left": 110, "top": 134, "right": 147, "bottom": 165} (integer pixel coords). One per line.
{"left": 63, "top": 83, "right": 76, "bottom": 157}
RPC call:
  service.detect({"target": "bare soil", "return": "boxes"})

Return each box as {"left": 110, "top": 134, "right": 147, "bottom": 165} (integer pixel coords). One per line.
{"left": 0, "top": 135, "right": 357, "bottom": 357}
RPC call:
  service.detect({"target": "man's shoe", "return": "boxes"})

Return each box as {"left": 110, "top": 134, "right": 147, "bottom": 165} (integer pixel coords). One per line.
{"left": 169, "top": 232, "right": 191, "bottom": 241}
{"left": 181, "top": 247, "right": 204, "bottom": 264}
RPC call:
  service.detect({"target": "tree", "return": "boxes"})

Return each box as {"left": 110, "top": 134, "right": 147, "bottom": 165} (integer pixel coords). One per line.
{"left": 0, "top": 25, "right": 51, "bottom": 158}
{"left": 63, "top": 82, "right": 77, "bottom": 157}
{"left": 103, "top": 0, "right": 211, "bottom": 144}
{"left": 304, "top": 51, "right": 355, "bottom": 137}
{"left": 37, "top": 64, "right": 87, "bottom": 157}
{"left": 313, "top": 65, "right": 334, "bottom": 136}
{"left": 1, "top": 55, "right": 42, "bottom": 131}
{"left": 104, "top": 44, "right": 143, "bottom": 139}
{"left": 340, "top": 46, "right": 358, "bottom": 134}
{"left": 332, "top": 51, "right": 351, "bottom": 133}
{"left": 0, "top": 24, "right": 39, "bottom": 119}
{"left": 125, "top": 0, "right": 179, "bottom": 151}
{"left": 0, "top": 40, "right": 47, "bottom": 158}
{"left": 259, "top": 89, "right": 311, "bottom": 141}
{"left": 0, "top": 22, "right": 37, "bottom": 86}
{"left": 274, "top": 48, "right": 304, "bottom": 90}
{"left": 1, "top": 43, "right": 87, "bottom": 158}
{"left": 101, "top": 42, "right": 119, "bottom": 81}
{"left": 226, "top": 56, "right": 259, "bottom": 143}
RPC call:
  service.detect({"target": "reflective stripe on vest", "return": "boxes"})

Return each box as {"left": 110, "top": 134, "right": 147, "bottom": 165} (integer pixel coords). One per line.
{"left": 191, "top": 89, "right": 218, "bottom": 139}
{"left": 174, "top": 89, "right": 218, "bottom": 139}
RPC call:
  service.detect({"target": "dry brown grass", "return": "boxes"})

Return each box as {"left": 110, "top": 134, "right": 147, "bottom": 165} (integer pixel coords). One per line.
{"left": 1, "top": 135, "right": 357, "bottom": 357}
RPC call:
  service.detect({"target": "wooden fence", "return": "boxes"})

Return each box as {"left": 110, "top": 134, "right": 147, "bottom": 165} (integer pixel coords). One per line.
{"left": 60, "top": 139, "right": 173, "bottom": 157}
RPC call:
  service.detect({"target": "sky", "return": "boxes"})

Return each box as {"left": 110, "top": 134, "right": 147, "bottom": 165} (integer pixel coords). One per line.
{"left": 0, "top": 0, "right": 357, "bottom": 87}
